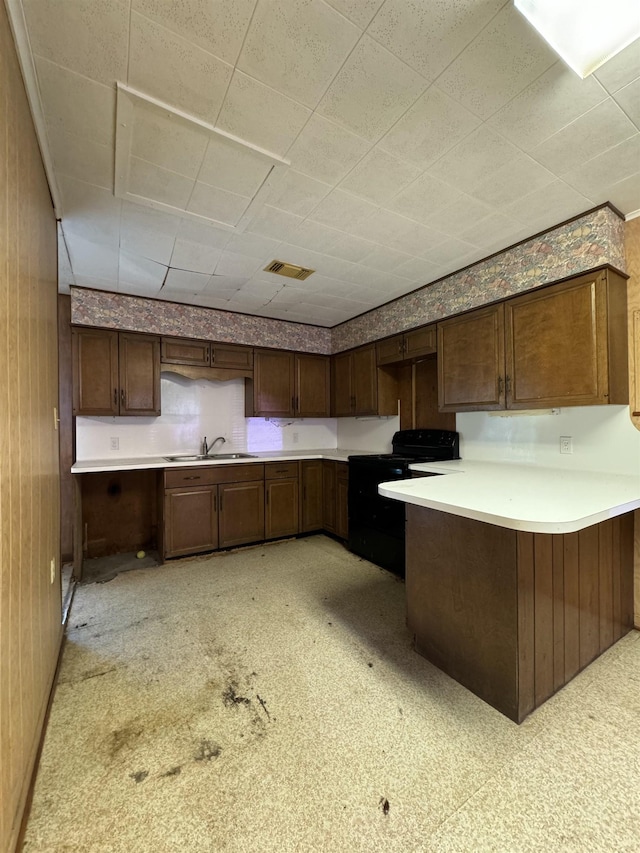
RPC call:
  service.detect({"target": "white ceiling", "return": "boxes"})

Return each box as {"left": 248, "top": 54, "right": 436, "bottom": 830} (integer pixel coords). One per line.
{"left": 12, "top": 0, "right": 640, "bottom": 327}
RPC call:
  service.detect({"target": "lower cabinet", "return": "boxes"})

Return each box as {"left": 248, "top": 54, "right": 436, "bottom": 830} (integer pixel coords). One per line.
{"left": 300, "top": 460, "right": 323, "bottom": 532}
{"left": 335, "top": 463, "right": 349, "bottom": 541}
{"left": 165, "top": 486, "right": 218, "bottom": 557}
{"left": 218, "top": 480, "right": 265, "bottom": 548}
{"left": 322, "top": 460, "right": 349, "bottom": 539}
{"left": 265, "top": 462, "right": 299, "bottom": 540}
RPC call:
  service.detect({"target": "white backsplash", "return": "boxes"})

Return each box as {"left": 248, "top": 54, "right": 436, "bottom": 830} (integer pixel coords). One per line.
{"left": 336, "top": 416, "right": 399, "bottom": 452}
{"left": 457, "top": 406, "right": 640, "bottom": 476}
{"left": 75, "top": 375, "right": 338, "bottom": 460}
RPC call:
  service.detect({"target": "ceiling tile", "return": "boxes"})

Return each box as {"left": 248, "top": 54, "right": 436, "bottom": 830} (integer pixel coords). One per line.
{"left": 237, "top": 0, "right": 361, "bottom": 109}
{"left": 214, "top": 251, "right": 263, "bottom": 278}
{"left": 367, "top": 0, "right": 505, "bottom": 82}
{"left": 118, "top": 252, "right": 167, "bottom": 289}
{"left": 131, "top": 107, "right": 209, "bottom": 180}
{"left": 66, "top": 233, "right": 120, "bottom": 280}
{"left": 316, "top": 35, "right": 427, "bottom": 141}
{"left": 266, "top": 171, "right": 332, "bottom": 217}
{"left": 170, "top": 239, "right": 223, "bottom": 274}
{"left": 323, "top": 0, "right": 384, "bottom": 29}
{"left": 272, "top": 243, "right": 324, "bottom": 270}
{"left": 504, "top": 180, "right": 592, "bottom": 230}
{"left": 338, "top": 148, "right": 421, "bottom": 205}
{"left": 176, "top": 218, "right": 232, "bottom": 249}
{"left": 203, "top": 275, "right": 249, "bottom": 294}
{"left": 562, "top": 134, "right": 640, "bottom": 200}
{"left": 379, "top": 85, "right": 481, "bottom": 169}
{"left": 23, "top": 0, "right": 129, "bottom": 86}
{"left": 603, "top": 172, "right": 640, "bottom": 215}
{"left": 157, "top": 289, "right": 197, "bottom": 303}
{"left": 614, "top": 78, "right": 640, "bottom": 129}
{"left": 34, "top": 57, "right": 116, "bottom": 147}
{"left": 132, "top": 0, "right": 256, "bottom": 65}
{"left": 469, "top": 153, "right": 556, "bottom": 208}
{"left": 436, "top": 4, "right": 556, "bottom": 120}
{"left": 46, "top": 128, "right": 113, "bottom": 190}
{"left": 308, "top": 189, "right": 378, "bottom": 231}
{"left": 359, "top": 245, "right": 414, "bottom": 273}
{"left": 460, "top": 213, "right": 530, "bottom": 250}
{"left": 531, "top": 99, "right": 638, "bottom": 175}
{"left": 225, "top": 232, "right": 282, "bottom": 259}
{"left": 390, "top": 220, "right": 447, "bottom": 257}
{"left": 129, "top": 157, "right": 195, "bottom": 208}
{"left": 121, "top": 202, "right": 182, "bottom": 264}
{"left": 129, "top": 12, "right": 233, "bottom": 125}
{"left": 73, "top": 276, "right": 122, "bottom": 292}
{"left": 245, "top": 205, "right": 304, "bottom": 240}
{"left": 327, "top": 234, "right": 378, "bottom": 263}
{"left": 394, "top": 256, "right": 441, "bottom": 282}
{"left": 285, "top": 114, "right": 371, "bottom": 184}
{"left": 163, "top": 268, "right": 211, "bottom": 292}
{"left": 59, "top": 176, "right": 122, "bottom": 248}
{"left": 489, "top": 62, "right": 608, "bottom": 151}
{"left": 388, "top": 173, "right": 462, "bottom": 224}
{"left": 187, "top": 182, "right": 250, "bottom": 225}
{"left": 427, "top": 125, "right": 520, "bottom": 192}
{"left": 216, "top": 71, "right": 312, "bottom": 156}
{"left": 425, "top": 193, "right": 493, "bottom": 236}
{"left": 424, "top": 237, "right": 479, "bottom": 267}
{"left": 288, "top": 219, "right": 343, "bottom": 252}
{"left": 198, "top": 135, "right": 279, "bottom": 197}
{"left": 594, "top": 40, "right": 640, "bottom": 94}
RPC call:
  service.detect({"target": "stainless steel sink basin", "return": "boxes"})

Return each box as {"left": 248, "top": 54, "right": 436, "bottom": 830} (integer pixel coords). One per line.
{"left": 164, "top": 453, "right": 256, "bottom": 462}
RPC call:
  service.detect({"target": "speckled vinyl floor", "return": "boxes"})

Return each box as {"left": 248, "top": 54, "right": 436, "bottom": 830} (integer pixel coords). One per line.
{"left": 24, "top": 536, "right": 640, "bottom": 852}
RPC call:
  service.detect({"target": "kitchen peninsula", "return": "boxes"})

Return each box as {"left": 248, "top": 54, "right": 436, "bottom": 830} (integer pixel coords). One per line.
{"left": 380, "top": 461, "right": 640, "bottom": 722}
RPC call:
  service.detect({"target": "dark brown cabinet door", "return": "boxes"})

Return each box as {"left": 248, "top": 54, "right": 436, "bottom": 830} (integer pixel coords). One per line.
{"left": 72, "top": 327, "right": 119, "bottom": 415}
{"left": 253, "top": 349, "right": 295, "bottom": 416}
{"left": 505, "top": 271, "right": 608, "bottom": 409}
{"left": 164, "top": 486, "right": 218, "bottom": 558}
{"left": 404, "top": 324, "right": 436, "bottom": 360}
{"left": 161, "top": 337, "right": 210, "bottom": 366}
{"left": 352, "top": 345, "right": 377, "bottom": 415}
{"left": 218, "top": 480, "right": 265, "bottom": 547}
{"left": 438, "top": 304, "right": 505, "bottom": 412}
{"left": 295, "top": 354, "right": 330, "bottom": 417}
{"left": 322, "top": 460, "right": 336, "bottom": 532}
{"left": 119, "top": 332, "right": 161, "bottom": 416}
{"left": 265, "top": 478, "right": 299, "bottom": 539}
{"left": 376, "top": 334, "right": 405, "bottom": 365}
{"left": 335, "top": 463, "right": 349, "bottom": 540}
{"left": 300, "top": 460, "right": 323, "bottom": 532}
{"left": 211, "top": 343, "right": 253, "bottom": 370}
{"left": 331, "top": 351, "right": 353, "bottom": 416}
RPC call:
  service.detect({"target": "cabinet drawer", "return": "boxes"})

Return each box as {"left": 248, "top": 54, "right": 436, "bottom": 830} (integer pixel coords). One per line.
{"left": 165, "top": 463, "right": 264, "bottom": 488}
{"left": 211, "top": 343, "right": 253, "bottom": 370}
{"left": 265, "top": 461, "right": 299, "bottom": 479}
{"left": 161, "top": 337, "right": 210, "bottom": 366}
{"left": 336, "top": 462, "right": 349, "bottom": 481}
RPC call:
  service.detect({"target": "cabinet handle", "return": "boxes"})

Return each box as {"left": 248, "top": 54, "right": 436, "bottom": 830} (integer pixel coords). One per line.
{"left": 214, "top": 492, "right": 217, "bottom": 512}
{"left": 121, "top": 388, "right": 125, "bottom": 406}
{"left": 184, "top": 476, "right": 201, "bottom": 480}
{"left": 303, "top": 485, "right": 307, "bottom": 500}
{"left": 114, "top": 389, "right": 118, "bottom": 405}
{"left": 291, "top": 395, "right": 295, "bottom": 411}
{"left": 498, "top": 376, "right": 504, "bottom": 393}
{"left": 266, "top": 489, "right": 269, "bottom": 505}
{"left": 399, "top": 340, "right": 403, "bottom": 353}
{"left": 295, "top": 396, "right": 299, "bottom": 411}
{"left": 506, "top": 375, "right": 512, "bottom": 392}
{"left": 275, "top": 468, "right": 287, "bottom": 474}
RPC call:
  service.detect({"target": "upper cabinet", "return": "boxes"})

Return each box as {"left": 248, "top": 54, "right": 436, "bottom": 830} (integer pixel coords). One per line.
{"left": 73, "top": 328, "right": 161, "bottom": 416}
{"left": 377, "top": 324, "right": 437, "bottom": 366}
{"left": 161, "top": 337, "right": 253, "bottom": 371}
{"left": 332, "top": 343, "right": 398, "bottom": 417}
{"left": 438, "top": 268, "right": 628, "bottom": 413}
{"left": 247, "top": 349, "right": 331, "bottom": 417}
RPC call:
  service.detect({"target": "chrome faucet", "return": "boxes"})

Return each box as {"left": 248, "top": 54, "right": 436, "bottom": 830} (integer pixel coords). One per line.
{"left": 201, "top": 435, "right": 226, "bottom": 456}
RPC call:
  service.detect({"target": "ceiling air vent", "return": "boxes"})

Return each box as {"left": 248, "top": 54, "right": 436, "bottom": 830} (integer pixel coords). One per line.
{"left": 264, "top": 260, "right": 315, "bottom": 280}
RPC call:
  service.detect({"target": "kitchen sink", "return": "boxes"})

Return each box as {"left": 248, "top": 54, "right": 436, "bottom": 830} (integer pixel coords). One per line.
{"left": 164, "top": 453, "right": 256, "bottom": 462}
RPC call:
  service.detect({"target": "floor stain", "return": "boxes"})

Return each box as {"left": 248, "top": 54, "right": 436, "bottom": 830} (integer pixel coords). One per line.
{"left": 107, "top": 724, "right": 143, "bottom": 758}
{"left": 256, "top": 694, "right": 271, "bottom": 720}
{"left": 160, "top": 766, "right": 182, "bottom": 778}
{"left": 222, "top": 683, "right": 251, "bottom": 708}
{"left": 380, "top": 797, "right": 390, "bottom": 816}
{"left": 194, "top": 740, "right": 222, "bottom": 762}
{"left": 130, "top": 770, "right": 148, "bottom": 783}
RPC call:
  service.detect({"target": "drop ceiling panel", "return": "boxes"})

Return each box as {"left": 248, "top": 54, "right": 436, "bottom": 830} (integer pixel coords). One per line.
{"left": 59, "top": 176, "right": 122, "bottom": 248}
{"left": 563, "top": 134, "right": 640, "bottom": 199}
{"left": 265, "top": 170, "right": 332, "bottom": 218}
{"left": 120, "top": 203, "right": 181, "bottom": 265}
{"left": 118, "top": 252, "right": 167, "bottom": 290}
{"left": 170, "top": 240, "right": 223, "bottom": 275}
{"left": 115, "top": 85, "right": 290, "bottom": 232}
{"left": 388, "top": 173, "right": 462, "bottom": 224}
{"left": 428, "top": 125, "right": 521, "bottom": 192}
{"left": 308, "top": 189, "right": 378, "bottom": 231}
{"left": 285, "top": 114, "right": 370, "bottom": 184}
{"left": 338, "top": 148, "right": 421, "bottom": 205}
{"left": 469, "top": 154, "right": 556, "bottom": 208}
{"left": 615, "top": 79, "right": 640, "bottom": 128}
{"left": 163, "top": 268, "right": 211, "bottom": 293}
{"left": 594, "top": 39, "right": 640, "bottom": 94}
{"left": 47, "top": 128, "right": 113, "bottom": 190}
{"left": 324, "top": 0, "right": 384, "bottom": 30}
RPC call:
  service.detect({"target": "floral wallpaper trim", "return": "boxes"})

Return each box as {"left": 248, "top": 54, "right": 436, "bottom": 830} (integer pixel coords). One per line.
{"left": 71, "top": 290, "right": 332, "bottom": 354}
{"left": 331, "top": 205, "right": 626, "bottom": 353}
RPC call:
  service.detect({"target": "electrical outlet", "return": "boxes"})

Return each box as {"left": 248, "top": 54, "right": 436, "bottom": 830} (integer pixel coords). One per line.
{"left": 50, "top": 558, "right": 56, "bottom": 584}
{"left": 560, "top": 435, "right": 573, "bottom": 454}
{"left": 110, "top": 437, "right": 119, "bottom": 451}
{"left": 292, "top": 431, "right": 299, "bottom": 444}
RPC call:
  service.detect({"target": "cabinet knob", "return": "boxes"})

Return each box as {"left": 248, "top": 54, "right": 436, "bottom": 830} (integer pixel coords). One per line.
{"left": 184, "top": 476, "right": 201, "bottom": 480}
{"left": 121, "top": 389, "right": 125, "bottom": 406}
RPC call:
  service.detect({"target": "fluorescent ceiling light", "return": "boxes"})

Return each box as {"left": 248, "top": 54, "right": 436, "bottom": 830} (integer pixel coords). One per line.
{"left": 515, "top": 0, "right": 640, "bottom": 78}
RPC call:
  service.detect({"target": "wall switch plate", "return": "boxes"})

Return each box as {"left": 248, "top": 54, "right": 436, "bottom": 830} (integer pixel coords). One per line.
{"left": 50, "top": 558, "right": 56, "bottom": 584}
{"left": 110, "top": 437, "right": 119, "bottom": 450}
{"left": 292, "top": 431, "right": 299, "bottom": 444}
{"left": 560, "top": 435, "right": 573, "bottom": 454}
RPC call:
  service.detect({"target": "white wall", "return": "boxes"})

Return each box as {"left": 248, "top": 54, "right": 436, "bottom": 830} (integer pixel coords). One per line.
{"left": 75, "top": 375, "right": 338, "bottom": 460}
{"left": 457, "top": 406, "right": 640, "bottom": 476}
{"left": 336, "top": 415, "right": 399, "bottom": 452}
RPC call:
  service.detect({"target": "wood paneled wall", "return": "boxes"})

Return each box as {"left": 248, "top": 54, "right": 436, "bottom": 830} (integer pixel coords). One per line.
{"left": 624, "top": 218, "right": 640, "bottom": 630}
{"left": 0, "top": 5, "right": 62, "bottom": 851}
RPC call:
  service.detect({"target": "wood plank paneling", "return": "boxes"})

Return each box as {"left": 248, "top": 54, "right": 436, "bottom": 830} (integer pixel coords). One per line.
{"left": 533, "top": 534, "right": 554, "bottom": 706}
{"left": 0, "top": 4, "right": 62, "bottom": 850}
{"left": 578, "top": 525, "right": 600, "bottom": 669}
{"left": 58, "top": 295, "right": 74, "bottom": 562}
{"left": 563, "top": 532, "right": 580, "bottom": 681}
{"left": 598, "top": 519, "right": 614, "bottom": 653}
{"left": 551, "top": 537, "right": 565, "bottom": 693}
{"left": 516, "top": 532, "right": 535, "bottom": 721}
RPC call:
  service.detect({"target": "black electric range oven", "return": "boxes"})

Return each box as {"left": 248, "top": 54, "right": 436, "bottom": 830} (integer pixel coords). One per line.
{"left": 348, "top": 429, "right": 460, "bottom": 577}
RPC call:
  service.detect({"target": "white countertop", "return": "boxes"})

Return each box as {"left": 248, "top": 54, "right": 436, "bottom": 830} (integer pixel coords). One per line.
{"left": 379, "top": 459, "right": 640, "bottom": 534}
{"left": 71, "top": 448, "right": 372, "bottom": 474}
